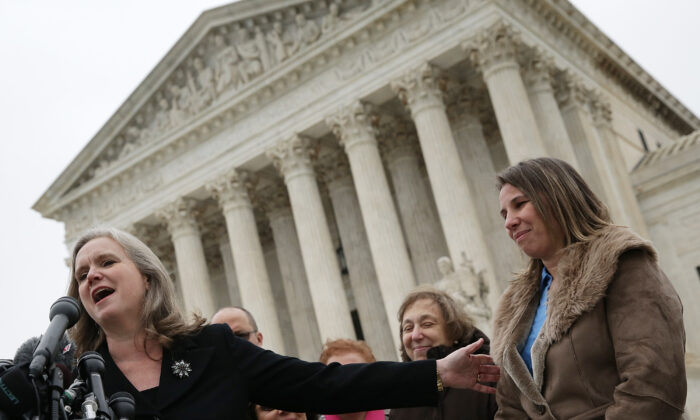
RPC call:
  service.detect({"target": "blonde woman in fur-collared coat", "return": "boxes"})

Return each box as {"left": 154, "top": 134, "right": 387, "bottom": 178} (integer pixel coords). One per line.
{"left": 493, "top": 158, "right": 686, "bottom": 419}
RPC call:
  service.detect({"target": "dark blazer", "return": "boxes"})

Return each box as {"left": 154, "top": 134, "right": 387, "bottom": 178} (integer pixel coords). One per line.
{"left": 389, "top": 328, "right": 497, "bottom": 420}
{"left": 98, "top": 324, "right": 438, "bottom": 420}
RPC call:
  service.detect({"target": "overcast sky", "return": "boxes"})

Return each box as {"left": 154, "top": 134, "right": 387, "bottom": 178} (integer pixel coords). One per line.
{"left": 0, "top": 1, "right": 698, "bottom": 359}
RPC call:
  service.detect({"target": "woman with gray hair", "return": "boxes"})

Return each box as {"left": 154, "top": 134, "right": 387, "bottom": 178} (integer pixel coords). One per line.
{"left": 66, "top": 227, "right": 499, "bottom": 420}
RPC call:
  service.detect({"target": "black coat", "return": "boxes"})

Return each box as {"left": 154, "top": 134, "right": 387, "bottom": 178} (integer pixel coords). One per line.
{"left": 98, "top": 324, "right": 438, "bottom": 419}
{"left": 389, "top": 328, "right": 497, "bottom": 420}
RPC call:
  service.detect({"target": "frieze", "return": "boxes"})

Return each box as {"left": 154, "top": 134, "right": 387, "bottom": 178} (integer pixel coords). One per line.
{"left": 70, "top": 0, "right": 376, "bottom": 190}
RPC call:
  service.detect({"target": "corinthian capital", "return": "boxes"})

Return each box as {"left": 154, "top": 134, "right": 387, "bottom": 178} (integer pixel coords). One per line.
{"left": 205, "top": 169, "right": 255, "bottom": 212}
{"left": 522, "top": 49, "right": 555, "bottom": 92}
{"left": 326, "top": 101, "right": 379, "bottom": 151}
{"left": 266, "top": 134, "right": 317, "bottom": 180}
{"left": 157, "top": 197, "right": 201, "bottom": 236}
{"left": 589, "top": 91, "right": 613, "bottom": 127}
{"left": 554, "top": 70, "right": 590, "bottom": 109}
{"left": 464, "top": 21, "right": 522, "bottom": 78}
{"left": 316, "top": 149, "right": 352, "bottom": 186}
{"left": 376, "top": 114, "right": 419, "bottom": 161}
{"left": 257, "top": 184, "right": 291, "bottom": 216}
{"left": 391, "top": 62, "right": 447, "bottom": 116}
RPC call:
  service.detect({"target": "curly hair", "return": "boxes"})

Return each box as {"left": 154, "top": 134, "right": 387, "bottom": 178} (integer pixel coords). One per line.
{"left": 397, "top": 285, "right": 475, "bottom": 361}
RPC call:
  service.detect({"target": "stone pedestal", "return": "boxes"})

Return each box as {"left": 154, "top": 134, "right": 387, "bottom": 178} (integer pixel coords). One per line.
{"left": 267, "top": 135, "right": 356, "bottom": 342}
{"left": 321, "top": 151, "right": 398, "bottom": 361}
{"left": 157, "top": 197, "right": 216, "bottom": 318}
{"left": 207, "top": 170, "right": 285, "bottom": 353}
{"left": 326, "top": 102, "right": 417, "bottom": 351}
{"left": 265, "top": 189, "right": 322, "bottom": 361}
{"left": 466, "top": 22, "right": 546, "bottom": 163}
{"left": 391, "top": 63, "right": 498, "bottom": 296}
{"left": 379, "top": 116, "right": 448, "bottom": 285}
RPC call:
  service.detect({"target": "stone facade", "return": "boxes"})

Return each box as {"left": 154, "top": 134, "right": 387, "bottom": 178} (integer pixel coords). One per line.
{"left": 34, "top": 0, "right": 700, "bottom": 412}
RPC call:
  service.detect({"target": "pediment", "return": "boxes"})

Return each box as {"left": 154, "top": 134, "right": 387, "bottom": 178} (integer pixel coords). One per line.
{"left": 34, "top": 0, "right": 375, "bottom": 216}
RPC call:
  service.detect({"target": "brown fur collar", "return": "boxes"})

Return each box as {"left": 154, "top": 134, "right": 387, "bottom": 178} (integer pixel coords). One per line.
{"left": 492, "top": 225, "right": 656, "bottom": 369}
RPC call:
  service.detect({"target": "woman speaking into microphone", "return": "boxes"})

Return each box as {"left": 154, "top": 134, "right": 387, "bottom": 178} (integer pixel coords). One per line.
{"left": 66, "top": 227, "right": 499, "bottom": 420}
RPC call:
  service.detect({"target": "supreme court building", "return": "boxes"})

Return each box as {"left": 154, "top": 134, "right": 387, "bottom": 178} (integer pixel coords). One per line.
{"left": 34, "top": 0, "right": 700, "bottom": 411}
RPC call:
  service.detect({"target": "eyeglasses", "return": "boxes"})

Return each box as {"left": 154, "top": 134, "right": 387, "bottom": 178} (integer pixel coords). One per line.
{"left": 233, "top": 330, "right": 257, "bottom": 339}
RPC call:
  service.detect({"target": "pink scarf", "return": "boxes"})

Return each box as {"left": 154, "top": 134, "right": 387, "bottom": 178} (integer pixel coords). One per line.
{"left": 323, "top": 410, "right": 385, "bottom": 420}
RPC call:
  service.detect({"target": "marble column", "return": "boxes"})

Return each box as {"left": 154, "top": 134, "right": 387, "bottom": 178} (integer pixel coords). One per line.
{"left": 326, "top": 101, "right": 417, "bottom": 350}
{"left": 465, "top": 21, "right": 546, "bottom": 163}
{"left": 378, "top": 115, "right": 448, "bottom": 285}
{"left": 523, "top": 52, "right": 579, "bottom": 168}
{"left": 264, "top": 187, "right": 322, "bottom": 361}
{"left": 218, "top": 234, "right": 241, "bottom": 307}
{"left": 649, "top": 222, "right": 700, "bottom": 355}
{"left": 391, "top": 63, "right": 499, "bottom": 296}
{"left": 261, "top": 237, "right": 298, "bottom": 356}
{"left": 320, "top": 151, "right": 398, "bottom": 361}
{"left": 448, "top": 90, "right": 523, "bottom": 293}
{"left": 590, "top": 95, "right": 649, "bottom": 237}
{"left": 157, "top": 197, "right": 216, "bottom": 318}
{"left": 555, "top": 72, "right": 622, "bottom": 222}
{"left": 267, "top": 135, "right": 356, "bottom": 342}
{"left": 206, "top": 169, "right": 285, "bottom": 353}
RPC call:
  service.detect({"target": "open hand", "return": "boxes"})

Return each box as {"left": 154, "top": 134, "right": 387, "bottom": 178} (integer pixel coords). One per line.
{"left": 435, "top": 338, "right": 500, "bottom": 394}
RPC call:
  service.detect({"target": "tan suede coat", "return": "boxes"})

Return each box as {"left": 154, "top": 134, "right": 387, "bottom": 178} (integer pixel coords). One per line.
{"left": 492, "top": 226, "right": 686, "bottom": 419}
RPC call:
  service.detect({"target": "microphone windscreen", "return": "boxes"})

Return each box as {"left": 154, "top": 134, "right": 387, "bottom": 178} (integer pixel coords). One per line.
{"left": 13, "top": 337, "right": 40, "bottom": 365}
{"left": 0, "top": 363, "right": 38, "bottom": 417}
{"left": 14, "top": 335, "right": 76, "bottom": 372}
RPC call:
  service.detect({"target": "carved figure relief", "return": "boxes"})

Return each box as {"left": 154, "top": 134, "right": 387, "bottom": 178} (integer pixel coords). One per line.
{"left": 434, "top": 255, "right": 491, "bottom": 323}
{"left": 78, "top": 3, "right": 371, "bottom": 188}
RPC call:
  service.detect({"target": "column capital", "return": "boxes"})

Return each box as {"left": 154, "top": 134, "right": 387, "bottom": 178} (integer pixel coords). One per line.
{"left": 464, "top": 21, "right": 522, "bottom": 79}
{"left": 452, "top": 85, "right": 490, "bottom": 123}
{"left": 522, "top": 49, "right": 555, "bottom": 93}
{"left": 391, "top": 62, "right": 447, "bottom": 117}
{"left": 157, "top": 197, "right": 201, "bottom": 237}
{"left": 589, "top": 91, "right": 613, "bottom": 127}
{"left": 125, "top": 222, "right": 158, "bottom": 245}
{"left": 206, "top": 168, "right": 255, "bottom": 212}
{"left": 317, "top": 149, "right": 353, "bottom": 188}
{"left": 326, "top": 101, "right": 379, "bottom": 151}
{"left": 267, "top": 134, "right": 317, "bottom": 182}
{"left": 258, "top": 184, "right": 292, "bottom": 218}
{"left": 554, "top": 70, "right": 590, "bottom": 109}
{"left": 377, "top": 114, "right": 420, "bottom": 164}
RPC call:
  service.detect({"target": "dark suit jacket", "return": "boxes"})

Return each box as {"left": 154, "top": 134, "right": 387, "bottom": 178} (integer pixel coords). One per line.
{"left": 98, "top": 324, "right": 438, "bottom": 419}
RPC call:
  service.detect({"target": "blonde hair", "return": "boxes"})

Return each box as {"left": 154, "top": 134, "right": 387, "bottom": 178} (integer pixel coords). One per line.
{"left": 397, "top": 285, "right": 475, "bottom": 361}
{"left": 67, "top": 227, "right": 205, "bottom": 356}
{"left": 497, "top": 157, "right": 612, "bottom": 277}
{"left": 319, "top": 338, "right": 376, "bottom": 364}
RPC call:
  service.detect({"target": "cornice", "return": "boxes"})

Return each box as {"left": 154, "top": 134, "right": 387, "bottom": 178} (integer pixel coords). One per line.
{"left": 631, "top": 130, "right": 700, "bottom": 197}
{"left": 35, "top": 0, "right": 441, "bottom": 220}
{"left": 515, "top": 0, "right": 699, "bottom": 134}
{"left": 34, "top": 0, "right": 700, "bottom": 225}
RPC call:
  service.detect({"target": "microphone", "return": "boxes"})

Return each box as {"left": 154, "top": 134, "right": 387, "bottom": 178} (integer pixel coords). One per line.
{"left": 78, "top": 352, "right": 111, "bottom": 418}
{"left": 15, "top": 335, "right": 76, "bottom": 388}
{"left": 109, "top": 392, "right": 136, "bottom": 420}
{"left": 29, "top": 297, "right": 81, "bottom": 378}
